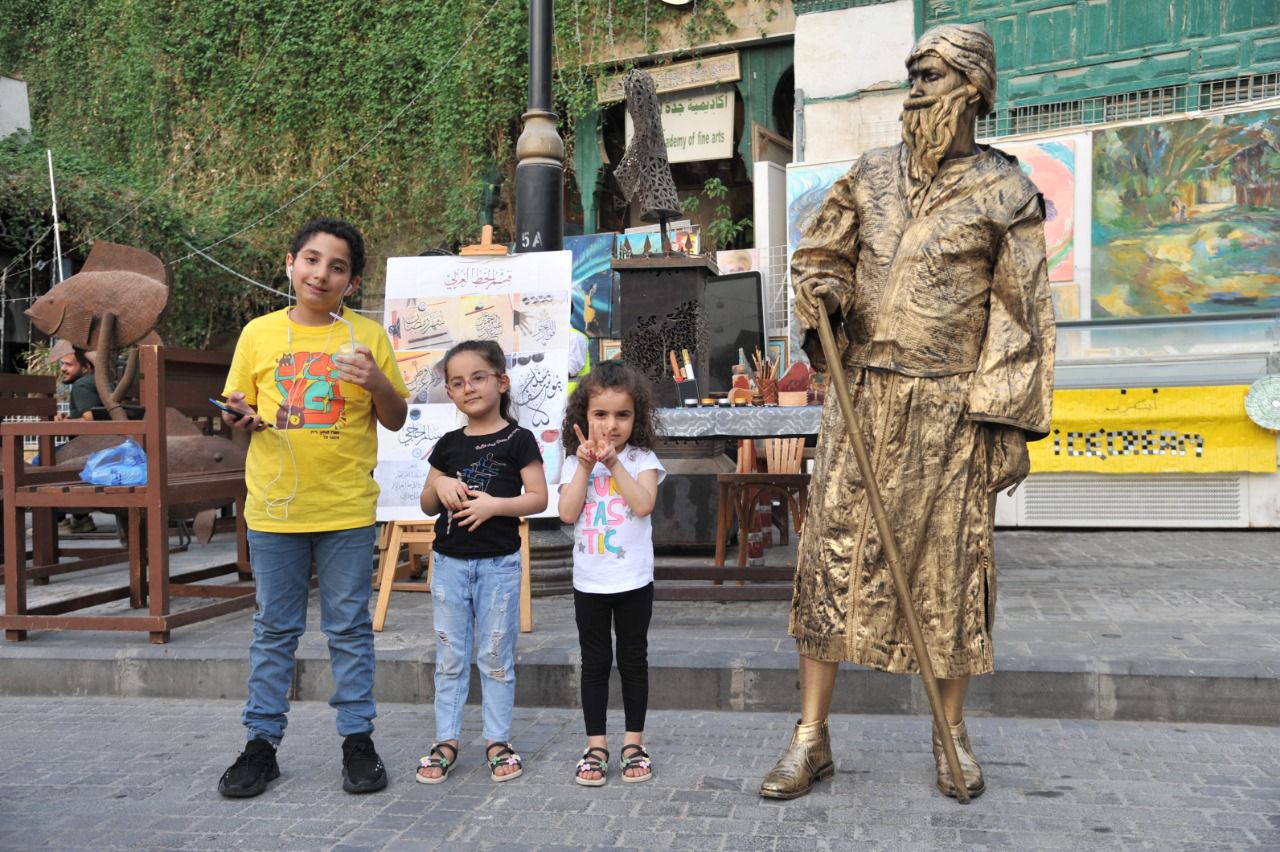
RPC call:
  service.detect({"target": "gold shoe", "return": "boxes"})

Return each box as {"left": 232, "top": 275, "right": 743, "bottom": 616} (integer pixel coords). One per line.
{"left": 932, "top": 719, "right": 985, "bottom": 799}
{"left": 759, "top": 719, "right": 834, "bottom": 799}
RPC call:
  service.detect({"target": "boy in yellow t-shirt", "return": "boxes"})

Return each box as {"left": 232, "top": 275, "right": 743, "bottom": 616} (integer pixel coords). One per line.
{"left": 216, "top": 218, "right": 408, "bottom": 799}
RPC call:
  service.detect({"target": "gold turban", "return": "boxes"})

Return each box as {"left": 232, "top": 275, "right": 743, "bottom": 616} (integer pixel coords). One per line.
{"left": 906, "top": 24, "right": 997, "bottom": 114}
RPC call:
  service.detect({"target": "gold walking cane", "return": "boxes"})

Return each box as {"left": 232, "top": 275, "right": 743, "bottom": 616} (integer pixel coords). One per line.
{"left": 814, "top": 308, "right": 972, "bottom": 804}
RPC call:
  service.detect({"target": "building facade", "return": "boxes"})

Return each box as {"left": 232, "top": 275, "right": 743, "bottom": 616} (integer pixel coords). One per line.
{"left": 786, "top": 0, "right": 1280, "bottom": 527}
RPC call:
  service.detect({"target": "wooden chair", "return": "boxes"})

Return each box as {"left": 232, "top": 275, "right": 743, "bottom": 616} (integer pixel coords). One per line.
{"left": 0, "top": 373, "right": 134, "bottom": 586}
{"left": 2, "top": 346, "right": 253, "bottom": 644}
{"left": 372, "top": 518, "right": 532, "bottom": 633}
{"left": 1, "top": 374, "right": 59, "bottom": 577}
{"left": 713, "top": 436, "right": 810, "bottom": 570}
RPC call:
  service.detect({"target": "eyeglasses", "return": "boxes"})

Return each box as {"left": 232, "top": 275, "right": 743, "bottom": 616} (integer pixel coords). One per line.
{"left": 446, "top": 371, "right": 499, "bottom": 392}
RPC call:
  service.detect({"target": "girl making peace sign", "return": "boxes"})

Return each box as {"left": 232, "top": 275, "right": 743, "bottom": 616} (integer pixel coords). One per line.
{"left": 557, "top": 361, "right": 665, "bottom": 786}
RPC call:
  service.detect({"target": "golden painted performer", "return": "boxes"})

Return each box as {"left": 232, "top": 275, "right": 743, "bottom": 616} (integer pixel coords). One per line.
{"left": 760, "top": 24, "right": 1055, "bottom": 800}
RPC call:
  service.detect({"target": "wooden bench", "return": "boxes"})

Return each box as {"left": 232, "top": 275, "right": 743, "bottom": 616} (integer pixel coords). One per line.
{"left": 1, "top": 346, "right": 253, "bottom": 643}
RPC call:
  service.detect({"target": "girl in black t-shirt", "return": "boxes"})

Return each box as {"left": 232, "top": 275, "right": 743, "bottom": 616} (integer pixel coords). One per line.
{"left": 416, "top": 340, "right": 547, "bottom": 785}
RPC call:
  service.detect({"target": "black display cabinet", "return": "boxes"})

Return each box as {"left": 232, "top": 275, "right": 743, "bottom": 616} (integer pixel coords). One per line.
{"left": 614, "top": 255, "right": 765, "bottom": 548}
{"left": 615, "top": 255, "right": 765, "bottom": 407}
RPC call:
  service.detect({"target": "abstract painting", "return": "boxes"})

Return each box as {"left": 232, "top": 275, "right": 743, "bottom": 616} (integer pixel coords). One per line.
{"left": 786, "top": 160, "right": 854, "bottom": 255}
{"left": 565, "top": 233, "right": 615, "bottom": 337}
{"left": 997, "top": 138, "right": 1076, "bottom": 282}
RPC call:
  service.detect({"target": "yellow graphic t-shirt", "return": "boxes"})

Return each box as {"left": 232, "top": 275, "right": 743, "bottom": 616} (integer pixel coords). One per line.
{"left": 223, "top": 307, "right": 410, "bottom": 532}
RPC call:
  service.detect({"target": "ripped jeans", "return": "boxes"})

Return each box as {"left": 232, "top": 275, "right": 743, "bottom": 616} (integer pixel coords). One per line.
{"left": 430, "top": 550, "right": 522, "bottom": 743}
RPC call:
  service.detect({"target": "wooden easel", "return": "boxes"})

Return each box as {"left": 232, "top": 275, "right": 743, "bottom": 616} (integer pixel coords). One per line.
{"left": 459, "top": 224, "right": 510, "bottom": 257}
{"left": 372, "top": 518, "right": 532, "bottom": 633}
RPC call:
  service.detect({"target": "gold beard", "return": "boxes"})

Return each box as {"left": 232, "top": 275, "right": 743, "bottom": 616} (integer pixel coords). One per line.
{"left": 901, "top": 85, "right": 975, "bottom": 213}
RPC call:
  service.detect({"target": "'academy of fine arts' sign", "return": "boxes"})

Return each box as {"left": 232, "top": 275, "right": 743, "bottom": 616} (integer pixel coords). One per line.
{"left": 624, "top": 84, "right": 735, "bottom": 164}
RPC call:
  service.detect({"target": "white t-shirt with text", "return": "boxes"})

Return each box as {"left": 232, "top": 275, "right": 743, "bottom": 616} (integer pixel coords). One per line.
{"left": 560, "top": 445, "right": 666, "bottom": 594}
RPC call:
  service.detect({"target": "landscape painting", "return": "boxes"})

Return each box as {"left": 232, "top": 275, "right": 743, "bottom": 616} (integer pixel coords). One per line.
{"left": 1092, "top": 108, "right": 1280, "bottom": 317}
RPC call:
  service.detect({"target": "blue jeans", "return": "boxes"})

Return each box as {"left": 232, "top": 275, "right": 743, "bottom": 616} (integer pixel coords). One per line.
{"left": 431, "top": 550, "right": 522, "bottom": 743}
{"left": 242, "top": 525, "right": 378, "bottom": 744}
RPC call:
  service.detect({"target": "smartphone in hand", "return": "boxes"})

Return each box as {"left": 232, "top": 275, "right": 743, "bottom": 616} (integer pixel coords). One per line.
{"left": 210, "top": 398, "right": 272, "bottom": 428}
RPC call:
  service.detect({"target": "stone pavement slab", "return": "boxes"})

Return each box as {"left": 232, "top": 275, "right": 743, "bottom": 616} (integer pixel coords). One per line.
{"left": 0, "top": 697, "right": 1276, "bottom": 851}
{"left": 2, "top": 529, "right": 1278, "bottom": 724}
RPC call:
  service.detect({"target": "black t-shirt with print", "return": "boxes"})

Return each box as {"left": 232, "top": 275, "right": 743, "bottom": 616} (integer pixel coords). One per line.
{"left": 428, "top": 422, "right": 542, "bottom": 558}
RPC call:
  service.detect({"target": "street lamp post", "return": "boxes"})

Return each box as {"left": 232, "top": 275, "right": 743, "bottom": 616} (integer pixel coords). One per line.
{"left": 514, "top": 0, "right": 563, "bottom": 254}
{"left": 515, "top": 0, "right": 573, "bottom": 595}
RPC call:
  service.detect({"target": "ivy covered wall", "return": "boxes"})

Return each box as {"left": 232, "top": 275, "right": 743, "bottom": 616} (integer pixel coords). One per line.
{"left": 0, "top": 0, "right": 743, "bottom": 345}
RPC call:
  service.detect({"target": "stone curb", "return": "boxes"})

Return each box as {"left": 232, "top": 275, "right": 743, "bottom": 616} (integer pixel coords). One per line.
{"left": 2, "top": 651, "right": 1275, "bottom": 726}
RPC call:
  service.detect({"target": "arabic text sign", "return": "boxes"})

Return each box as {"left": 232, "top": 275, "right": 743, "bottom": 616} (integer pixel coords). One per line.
{"left": 375, "top": 252, "right": 573, "bottom": 521}
{"left": 1028, "top": 386, "right": 1276, "bottom": 474}
{"left": 625, "top": 84, "right": 734, "bottom": 164}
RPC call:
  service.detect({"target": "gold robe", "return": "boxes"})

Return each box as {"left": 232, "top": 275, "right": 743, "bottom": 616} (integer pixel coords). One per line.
{"left": 790, "top": 143, "right": 1055, "bottom": 677}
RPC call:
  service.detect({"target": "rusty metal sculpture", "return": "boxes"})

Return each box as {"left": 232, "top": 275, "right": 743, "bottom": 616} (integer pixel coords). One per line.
{"left": 25, "top": 241, "right": 169, "bottom": 421}
{"left": 27, "top": 242, "right": 242, "bottom": 542}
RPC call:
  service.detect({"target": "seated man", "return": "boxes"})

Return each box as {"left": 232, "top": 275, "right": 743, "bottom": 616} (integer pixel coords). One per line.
{"left": 55, "top": 344, "right": 102, "bottom": 533}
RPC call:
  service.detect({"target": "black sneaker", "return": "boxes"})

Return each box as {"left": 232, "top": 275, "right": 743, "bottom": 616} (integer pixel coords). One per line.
{"left": 342, "top": 733, "right": 388, "bottom": 794}
{"left": 218, "top": 738, "right": 279, "bottom": 798}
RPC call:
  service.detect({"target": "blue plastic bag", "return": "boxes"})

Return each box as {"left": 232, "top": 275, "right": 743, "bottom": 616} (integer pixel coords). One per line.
{"left": 80, "top": 439, "right": 148, "bottom": 486}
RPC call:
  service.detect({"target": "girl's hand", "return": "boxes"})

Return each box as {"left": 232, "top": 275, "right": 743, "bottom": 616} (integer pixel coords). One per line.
{"left": 573, "top": 423, "right": 597, "bottom": 466}
{"left": 453, "top": 489, "right": 499, "bottom": 530}
{"left": 434, "top": 476, "right": 470, "bottom": 512}
{"left": 334, "top": 344, "right": 385, "bottom": 391}
{"left": 588, "top": 418, "right": 617, "bottom": 468}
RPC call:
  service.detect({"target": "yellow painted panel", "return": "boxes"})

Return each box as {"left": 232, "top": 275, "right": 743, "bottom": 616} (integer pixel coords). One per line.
{"left": 1028, "top": 386, "right": 1277, "bottom": 474}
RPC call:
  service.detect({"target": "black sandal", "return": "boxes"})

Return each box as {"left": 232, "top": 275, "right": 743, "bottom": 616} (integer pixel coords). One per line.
{"left": 574, "top": 746, "right": 610, "bottom": 787}
{"left": 415, "top": 742, "right": 457, "bottom": 785}
{"left": 620, "top": 743, "right": 653, "bottom": 783}
{"left": 486, "top": 742, "right": 523, "bottom": 782}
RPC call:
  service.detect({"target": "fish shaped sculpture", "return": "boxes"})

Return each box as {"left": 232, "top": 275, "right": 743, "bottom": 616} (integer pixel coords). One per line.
{"left": 25, "top": 241, "right": 169, "bottom": 349}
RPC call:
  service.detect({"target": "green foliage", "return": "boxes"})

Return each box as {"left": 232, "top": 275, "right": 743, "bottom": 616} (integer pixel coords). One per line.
{"left": 0, "top": 135, "right": 280, "bottom": 347}
{"left": 682, "top": 176, "right": 752, "bottom": 251}
{"left": 0, "top": 0, "right": 741, "bottom": 344}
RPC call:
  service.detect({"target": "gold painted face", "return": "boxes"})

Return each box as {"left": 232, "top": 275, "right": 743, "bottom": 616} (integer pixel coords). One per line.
{"left": 901, "top": 54, "right": 981, "bottom": 192}
{"left": 906, "top": 54, "right": 967, "bottom": 102}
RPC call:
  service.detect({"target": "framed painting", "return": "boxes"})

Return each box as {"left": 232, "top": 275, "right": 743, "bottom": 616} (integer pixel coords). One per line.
{"left": 599, "top": 338, "right": 623, "bottom": 361}
{"left": 766, "top": 336, "right": 788, "bottom": 373}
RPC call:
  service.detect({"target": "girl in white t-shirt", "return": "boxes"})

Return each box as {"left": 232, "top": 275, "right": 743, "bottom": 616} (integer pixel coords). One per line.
{"left": 557, "top": 361, "right": 665, "bottom": 786}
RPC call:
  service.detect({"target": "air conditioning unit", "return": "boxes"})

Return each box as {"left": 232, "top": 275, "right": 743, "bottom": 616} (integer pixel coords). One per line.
{"left": 996, "top": 472, "right": 1280, "bottom": 528}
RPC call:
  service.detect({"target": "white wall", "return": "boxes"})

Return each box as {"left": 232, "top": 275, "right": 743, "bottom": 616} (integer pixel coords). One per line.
{"left": 0, "top": 77, "right": 31, "bottom": 139}
{"left": 803, "top": 91, "right": 904, "bottom": 163}
{"left": 792, "top": 1, "right": 914, "bottom": 162}
{"left": 794, "top": 0, "right": 915, "bottom": 99}
{"left": 753, "top": 160, "right": 790, "bottom": 335}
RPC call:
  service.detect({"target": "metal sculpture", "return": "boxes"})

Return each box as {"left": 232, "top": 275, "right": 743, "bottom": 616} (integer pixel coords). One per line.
{"left": 25, "top": 241, "right": 169, "bottom": 421}
{"left": 613, "top": 69, "right": 683, "bottom": 254}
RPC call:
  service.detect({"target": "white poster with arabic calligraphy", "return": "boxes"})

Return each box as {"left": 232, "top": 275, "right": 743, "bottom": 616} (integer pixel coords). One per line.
{"left": 375, "top": 251, "right": 574, "bottom": 521}
{"left": 624, "top": 83, "right": 735, "bottom": 164}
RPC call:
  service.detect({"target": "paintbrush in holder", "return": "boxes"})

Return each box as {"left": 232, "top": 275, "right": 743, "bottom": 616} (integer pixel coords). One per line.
{"left": 752, "top": 347, "right": 779, "bottom": 405}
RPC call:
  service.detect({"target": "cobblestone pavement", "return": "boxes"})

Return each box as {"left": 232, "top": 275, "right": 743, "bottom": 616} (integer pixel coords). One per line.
{"left": 0, "top": 697, "right": 1277, "bottom": 851}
